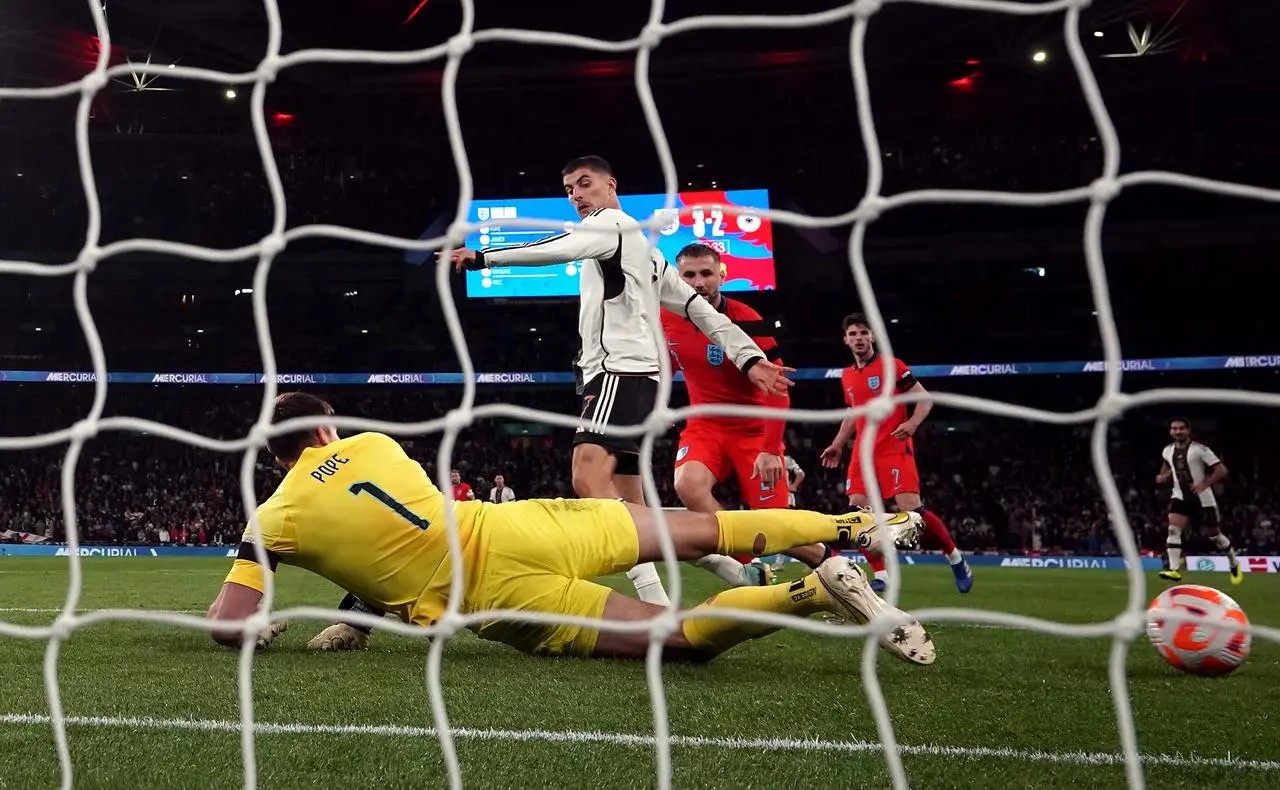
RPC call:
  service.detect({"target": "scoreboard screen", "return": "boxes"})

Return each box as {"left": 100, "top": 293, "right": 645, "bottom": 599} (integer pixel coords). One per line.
{"left": 462, "top": 189, "right": 777, "bottom": 299}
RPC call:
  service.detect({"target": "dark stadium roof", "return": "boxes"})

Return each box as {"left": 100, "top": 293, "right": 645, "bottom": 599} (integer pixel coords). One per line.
{"left": 8, "top": 1, "right": 1278, "bottom": 94}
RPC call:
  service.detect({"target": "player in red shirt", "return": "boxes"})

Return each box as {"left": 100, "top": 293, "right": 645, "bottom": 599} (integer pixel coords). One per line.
{"left": 820, "top": 314, "right": 973, "bottom": 594}
{"left": 449, "top": 469, "right": 475, "bottom": 502}
{"left": 663, "top": 244, "right": 833, "bottom": 586}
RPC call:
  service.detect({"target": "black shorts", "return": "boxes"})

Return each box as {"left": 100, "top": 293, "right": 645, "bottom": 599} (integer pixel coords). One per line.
{"left": 574, "top": 373, "right": 658, "bottom": 465}
{"left": 1168, "top": 497, "right": 1220, "bottom": 528}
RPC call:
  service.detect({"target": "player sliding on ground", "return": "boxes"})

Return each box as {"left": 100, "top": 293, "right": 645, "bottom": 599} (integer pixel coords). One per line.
{"left": 820, "top": 314, "right": 973, "bottom": 594}
{"left": 206, "top": 392, "right": 935, "bottom": 666}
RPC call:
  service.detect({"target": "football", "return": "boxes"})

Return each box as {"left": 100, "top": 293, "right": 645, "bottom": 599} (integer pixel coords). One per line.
{"left": 1146, "top": 584, "right": 1251, "bottom": 677}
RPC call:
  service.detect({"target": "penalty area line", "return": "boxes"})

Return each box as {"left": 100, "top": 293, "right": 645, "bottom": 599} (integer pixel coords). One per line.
{"left": 1, "top": 713, "right": 1277, "bottom": 771}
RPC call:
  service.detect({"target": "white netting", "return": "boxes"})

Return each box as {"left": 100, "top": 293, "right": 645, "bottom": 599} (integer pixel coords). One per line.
{"left": 4, "top": 1, "right": 1280, "bottom": 788}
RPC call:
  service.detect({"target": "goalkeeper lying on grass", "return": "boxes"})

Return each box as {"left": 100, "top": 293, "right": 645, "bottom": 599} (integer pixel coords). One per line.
{"left": 206, "top": 392, "right": 935, "bottom": 665}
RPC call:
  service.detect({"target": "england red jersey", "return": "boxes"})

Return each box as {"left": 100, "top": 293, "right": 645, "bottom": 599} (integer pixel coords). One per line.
{"left": 662, "top": 297, "right": 785, "bottom": 449}
{"left": 451, "top": 482, "right": 474, "bottom": 501}
{"left": 842, "top": 355, "right": 916, "bottom": 456}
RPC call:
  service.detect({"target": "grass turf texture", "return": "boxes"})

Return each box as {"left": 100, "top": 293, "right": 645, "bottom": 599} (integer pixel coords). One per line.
{"left": 0, "top": 558, "right": 1276, "bottom": 789}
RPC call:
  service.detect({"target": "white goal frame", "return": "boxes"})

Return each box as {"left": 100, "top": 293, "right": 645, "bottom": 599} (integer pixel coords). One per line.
{"left": 3, "top": 1, "right": 1280, "bottom": 789}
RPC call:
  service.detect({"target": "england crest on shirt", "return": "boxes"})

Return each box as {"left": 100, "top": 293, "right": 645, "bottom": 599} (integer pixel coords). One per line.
{"left": 868, "top": 375, "right": 881, "bottom": 390}
{"left": 706, "top": 344, "right": 725, "bottom": 366}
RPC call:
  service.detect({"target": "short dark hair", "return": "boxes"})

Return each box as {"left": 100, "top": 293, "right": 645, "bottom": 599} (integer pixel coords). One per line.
{"left": 266, "top": 392, "right": 333, "bottom": 463}
{"left": 842, "top": 313, "right": 871, "bottom": 332}
{"left": 561, "top": 155, "right": 613, "bottom": 177}
{"left": 676, "top": 242, "right": 721, "bottom": 263}
{"left": 1169, "top": 417, "right": 1191, "bottom": 431}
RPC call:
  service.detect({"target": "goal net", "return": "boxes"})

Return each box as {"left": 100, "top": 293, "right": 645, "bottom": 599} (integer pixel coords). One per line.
{"left": 2, "top": 1, "right": 1278, "bottom": 789}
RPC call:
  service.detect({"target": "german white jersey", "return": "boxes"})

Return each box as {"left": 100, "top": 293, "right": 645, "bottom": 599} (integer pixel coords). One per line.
{"left": 784, "top": 454, "right": 802, "bottom": 507}
{"left": 1162, "top": 441, "right": 1221, "bottom": 507}
{"left": 478, "top": 207, "right": 764, "bottom": 382}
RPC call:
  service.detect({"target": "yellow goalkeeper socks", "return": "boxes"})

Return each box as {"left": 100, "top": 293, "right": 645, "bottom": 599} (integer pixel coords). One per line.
{"left": 681, "top": 573, "right": 832, "bottom": 655}
{"left": 715, "top": 508, "right": 862, "bottom": 557}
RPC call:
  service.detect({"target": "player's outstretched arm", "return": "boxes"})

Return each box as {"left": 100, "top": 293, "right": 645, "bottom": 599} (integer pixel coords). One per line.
{"left": 448, "top": 212, "right": 621, "bottom": 272}
{"left": 654, "top": 259, "right": 792, "bottom": 395}
{"left": 1156, "top": 461, "right": 1172, "bottom": 484}
{"left": 820, "top": 417, "right": 856, "bottom": 468}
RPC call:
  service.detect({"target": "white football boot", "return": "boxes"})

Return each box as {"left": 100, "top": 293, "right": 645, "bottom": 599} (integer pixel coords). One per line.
{"left": 832, "top": 509, "right": 924, "bottom": 555}
{"left": 816, "top": 556, "right": 935, "bottom": 666}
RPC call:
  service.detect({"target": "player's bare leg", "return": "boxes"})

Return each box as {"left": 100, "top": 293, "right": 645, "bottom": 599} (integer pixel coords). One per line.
{"left": 895, "top": 492, "right": 972, "bottom": 594}
{"left": 572, "top": 443, "right": 623, "bottom": 500}
{"left": 591, "top": 561, "right": 934, "bottom": 666}
{"left": 573, "top": 443, "right": 670, "bottom": 605}
{"left": 674, "top": 461, "right": 771, "bottom": 587}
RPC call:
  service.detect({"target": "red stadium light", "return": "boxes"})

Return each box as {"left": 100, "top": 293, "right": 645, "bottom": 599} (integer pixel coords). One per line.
{"left": 403, "top": 0, "right": 431, "bottom": 25}
{"left": 948, "top": 71, "right": 980, "bottom": 91}
{"left": 580, "top": 61, "right": 626, "bottom": 77}
{"left": 966, "top": 59, "right": 981, "bottom": 65}
{"left": 760, "top": 51, "right": 809, "bottom": 66}
{"left": 271, "top": 112, "right": 296, "bottom": 127}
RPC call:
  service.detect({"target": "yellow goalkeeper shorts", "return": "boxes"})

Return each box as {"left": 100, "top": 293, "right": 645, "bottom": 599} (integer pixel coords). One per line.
{"left": 464, "top": 498, "right": 639, "bottom": 657}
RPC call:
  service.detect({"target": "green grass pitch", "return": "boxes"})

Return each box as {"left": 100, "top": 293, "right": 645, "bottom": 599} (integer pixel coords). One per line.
{"left": 0, "top": 558, "right": 1277, "bottom": 789}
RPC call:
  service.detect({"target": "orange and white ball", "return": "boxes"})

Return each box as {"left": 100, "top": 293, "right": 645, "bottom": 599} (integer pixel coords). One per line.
{"left": 1146, "top": 584, "right": 1251, "bottom": 677}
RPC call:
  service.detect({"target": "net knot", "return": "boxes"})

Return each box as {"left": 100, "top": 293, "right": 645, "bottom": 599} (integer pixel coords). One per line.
{"left": 443, "top": 407, "right": 474, "bottom": 434}
{"left": 639, "top": 23, "right": 667, "bottom": 50}
{"left": 644, "top": 406, "right": 677, "bottom": 440}
{"left": 1114, "top": 609, "right": 1145, "bottom": 641}
{"left": 69, "top": 418, "right": 99, "bottom": 444}
{"left": 434, "top": 611, "right": 465, "bottom": 639}
{"left": 247, "top": 422, "right": 271, "bottom": 450}
{"left": 76, "top": 246, "right": 101, "bottom": 273}
{"left": 81, "top": 70, "right": 110, "bottom": 96}
{"left": 443, "top": 222, "right": 472, "bottom": 250}
{"left": 447, "top": 33, "right": 475, "bottom": 59}
{"left": 258, "top": 56, "right": 283, "bottom": 84}
{"left": 862, "top": 395, "right": 896, "bottom": 424}
{"left": 259, "top": 232, "right": 287, "bottom": 259}
{"left": 650, "top": 610, "right": 679, "bottom": 642}
{"left": 51, "top": 612, "right": 76, "bottom": 641}
{"left": 852, "top": 0, "right": 885, "bottom": 18}
{"left": 1090, "top": 177, "right": 1121, "bottom": 204}
{"left": 1096, "top": 391, "right": 1132, "bottom": 422}
{"left": 855, "top": 195, "right": 887, "bottom": 223}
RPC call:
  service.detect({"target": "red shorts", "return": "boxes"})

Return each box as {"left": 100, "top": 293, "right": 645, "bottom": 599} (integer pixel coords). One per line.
{"left": 845, "top": 451, "right": 920, "bottom": 499}
{"left": 675, "top": 421, "right": 789, "bottom": 510}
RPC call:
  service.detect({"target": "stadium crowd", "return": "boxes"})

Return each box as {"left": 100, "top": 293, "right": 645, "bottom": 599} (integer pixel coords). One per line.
{"left": 2, "top": 385, "right": 1276, "bottom": 558}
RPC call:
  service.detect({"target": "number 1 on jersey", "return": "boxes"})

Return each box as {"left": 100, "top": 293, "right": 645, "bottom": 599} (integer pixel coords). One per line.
{"left": 349, "top": 481, "right": 431, "bottom": 531}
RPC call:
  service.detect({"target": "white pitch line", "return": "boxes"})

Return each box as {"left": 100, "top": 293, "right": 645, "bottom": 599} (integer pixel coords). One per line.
{"left": 1, "top": 713, "right": 1277, "bottom": 771}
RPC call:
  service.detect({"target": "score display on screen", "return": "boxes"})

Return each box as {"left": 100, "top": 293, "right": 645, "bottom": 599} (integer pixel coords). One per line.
{"left": 463, "top": 189, "right": 776, "bottom": 299}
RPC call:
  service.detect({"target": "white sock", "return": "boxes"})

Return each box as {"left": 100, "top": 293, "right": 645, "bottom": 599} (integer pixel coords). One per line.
{"left": 627, "top": 562, "right": 670, "bottom": 605}
{"left": 695, "top": 555, "right": 751, "bottom": 587}
{"left": 1211, "top": 532, "right": 1236, "bottom": 563}
{"left": 946, "top": 548, "right": 964, "bottom": 564}
{"left": 1166, "top": 523, "right": 1183, "bottom": 571}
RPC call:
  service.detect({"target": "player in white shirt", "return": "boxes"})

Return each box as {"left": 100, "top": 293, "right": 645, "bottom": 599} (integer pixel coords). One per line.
{"left": 784, "top": 454, "right": 805, "bottom": 508}
{"left": 448, "top": 156, "right": 793, "bottom": 605}
{"left": 1155, "top": 418, "right": 1240, "bottom": 584}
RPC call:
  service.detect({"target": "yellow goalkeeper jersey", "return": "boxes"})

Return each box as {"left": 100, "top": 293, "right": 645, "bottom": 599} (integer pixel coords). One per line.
{"left": 223, "top": 431, "right": 484, "bottom": 626}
